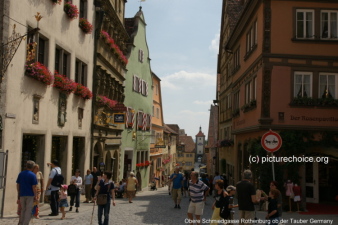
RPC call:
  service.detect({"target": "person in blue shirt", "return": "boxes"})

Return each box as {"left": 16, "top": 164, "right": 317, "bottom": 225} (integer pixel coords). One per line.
{"left": 169, "top": 167, "right": 184, "bottom": 209}
{"left": 16, "top": 160, "right": 38, "bottom": 225}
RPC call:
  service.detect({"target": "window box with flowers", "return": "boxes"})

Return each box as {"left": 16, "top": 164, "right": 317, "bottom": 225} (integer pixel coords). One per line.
{"left": 96, "top": 95, "right": 117, "bottom": 108}
{"left": 51, "top": 0, "right": 62, "bottom": 5}
{"left": 73, "top": 83, "right": 92, "bottom": 100}
{"left": 144, "top": 161, "right": 150, "bottom": 167}
{"left": 25, "top": 62, "right": 53, "bottom": 85}
{"left": 136, "top": 163, "right": 144, "bottom": 169}
{"left": 79, "top": 18, "right": 93, "bottom": 34}
{"left": 127, "top": 123, "right": 133, "bottom": 128}
{"left": 100, "top": 30, "right": 128, "bottom": 65}
{"left": 53, "top": 72, "right": 76, "bottom": 95}
{"left": 64, "top": 2, "right": 79, "bottom": 19}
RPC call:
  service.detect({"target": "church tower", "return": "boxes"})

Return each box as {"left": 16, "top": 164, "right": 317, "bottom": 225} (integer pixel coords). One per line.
{"left": 195, "top": 126, "right": 205, "bottom": 163}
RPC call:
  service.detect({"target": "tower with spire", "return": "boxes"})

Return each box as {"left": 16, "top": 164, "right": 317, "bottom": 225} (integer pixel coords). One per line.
{"left": 195, "top": 126, "right": 206, "bottom": 163}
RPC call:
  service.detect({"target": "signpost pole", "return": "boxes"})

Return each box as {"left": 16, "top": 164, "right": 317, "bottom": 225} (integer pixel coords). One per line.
{"left": 271, "top": 152, "right": 275, "bottom": 181}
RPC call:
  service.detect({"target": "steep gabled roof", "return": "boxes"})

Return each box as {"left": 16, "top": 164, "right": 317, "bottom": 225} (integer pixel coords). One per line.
{"left": 179, "top": 135, "right": 195, "bottom": 153}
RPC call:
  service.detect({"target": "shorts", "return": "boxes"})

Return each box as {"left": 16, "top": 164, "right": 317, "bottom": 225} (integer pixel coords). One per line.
{"left": 187, "top": 201, "right": 205, "bottom": 216}
{"left": 171, "top": 188, "right": 182, "bottom": 201}
{"left": 59, "top": 199, "right": 69, "bottom": 208}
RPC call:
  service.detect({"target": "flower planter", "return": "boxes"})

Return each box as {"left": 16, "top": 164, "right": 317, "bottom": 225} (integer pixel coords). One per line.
{"left": 79, "top": 18, "right": 93, "bottom": 34}
{"left": 25, "top": 62, "right": 53, "bottom": 85}
{"left": 64, "top": 2, "right": 79, "bottom": 19}
{"left": 73, "top": 83, "right": 92, "bottom": 100}
{"left": 53, "top": 72, "right": 76, "bottom": 95}
{"left": 96, "top": 95, "right": 117, "bottom": 108}
{"left": 100, "top": 30, "right": 128, "bottom": 65}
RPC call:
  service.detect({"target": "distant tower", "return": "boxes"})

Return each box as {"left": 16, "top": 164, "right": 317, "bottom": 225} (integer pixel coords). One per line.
{"left": 195, "top": 126, "right": 205, "bottom": 163}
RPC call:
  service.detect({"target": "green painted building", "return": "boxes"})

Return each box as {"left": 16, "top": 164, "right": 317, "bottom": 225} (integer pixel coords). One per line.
{"left": 121, "top": 7, "right": 153, "bottom": 190}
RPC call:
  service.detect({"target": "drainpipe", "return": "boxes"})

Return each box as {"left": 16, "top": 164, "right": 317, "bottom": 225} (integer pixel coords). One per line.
{"left": 90, "top": 2, "right": 105, "bottom": 168}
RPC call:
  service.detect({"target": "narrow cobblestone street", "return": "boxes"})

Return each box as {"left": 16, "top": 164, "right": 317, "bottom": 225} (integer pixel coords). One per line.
{"left": 1, "top": 187, "right": 338, "bottom": 225}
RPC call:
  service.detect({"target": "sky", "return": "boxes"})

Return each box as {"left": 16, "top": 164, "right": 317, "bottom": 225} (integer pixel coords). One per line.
{"left": 125, "top": 0, "right": 222, "bottom": 138}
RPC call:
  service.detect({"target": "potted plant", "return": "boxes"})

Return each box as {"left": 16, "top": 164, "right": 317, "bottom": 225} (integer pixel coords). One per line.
{"left": 25, "top": 62, "right": 53, "bottom": 85}
{"left": 53, "top": 72, "right": 76, "bottom": 95}
{"left": 79, "top": 18, "right": 93, "bottom": 34}
{"left": 73, "top": 83, "right": 92, "bottom": 100}
{"left": 64, "top": 2, "right": 79, "bottom": 19}
{"left": 51, "top": 0, "right": 62, "bottom": 4}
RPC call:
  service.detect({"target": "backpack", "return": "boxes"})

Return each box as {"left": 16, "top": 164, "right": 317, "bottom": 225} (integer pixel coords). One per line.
{"left": 220, "top": 195, "right": 231, "bottom": 219}
{"left": 67, "top": 184, "right": 77, "bottom": 196}
{"left": 51, "top": 168, "right": 64, "bottom": 187}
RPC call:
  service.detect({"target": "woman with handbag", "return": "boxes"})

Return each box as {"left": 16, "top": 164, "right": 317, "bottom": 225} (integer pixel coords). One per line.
{"left": 94, "top": 171, "right": 115, "bottom": 225}
{"left": 69, "top": 170, "right": 82, "bottom": 213}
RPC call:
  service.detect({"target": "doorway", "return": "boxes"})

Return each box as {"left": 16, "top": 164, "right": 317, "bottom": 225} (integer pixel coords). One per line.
{"left": 22, "top": 135, "right": 45, "bottom": 171}
{"left": 305, "top": 162, "right": 319, "bottom": 203}
{"left": 72, "top": 137, "right": 85, "bottom": 175}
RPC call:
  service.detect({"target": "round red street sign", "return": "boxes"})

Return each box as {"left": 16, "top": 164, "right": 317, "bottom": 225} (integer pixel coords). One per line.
{"left": 261, "top": 130, "right": 282, "bottom": 153}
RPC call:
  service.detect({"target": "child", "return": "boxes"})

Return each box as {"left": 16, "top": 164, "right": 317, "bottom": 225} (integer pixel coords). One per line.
{"left": 265, "top": 189, "right": 280, "bottom": 225}
{"left": 59, "top": 184, "right": 69, "bottom": 220}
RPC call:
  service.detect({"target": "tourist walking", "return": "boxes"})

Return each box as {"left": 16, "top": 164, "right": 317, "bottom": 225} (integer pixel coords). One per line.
{"left": 69, "top": 170, "right": 82, "bottom": 213}
{"left": 16, "top": 160, "right": 38, "bottom": 225}
{"left": 210, "top": 179, "right": 227, "bottom": 225}
{"left": 212, "top": 172, "right": 221, "bottom": 197}
{"left": 265, "top": 189, "right": 280, "bottom": 225}
{"left": 236, "top": 170, "right": 260, "bottom": 225}
{"left": 84, "top": 169, "right": 93, "bottom": 203}
{"left": 187, "top": 171, "right": 210, "bottom": 225}
{"left": 59, "top": 184, "right": 69, "bottom": 220}
{"left": 183, "top": 172, "right": 189, "bottom": 197}
{"left": 94, "top": 171, "right": 115, "bottom": 225}
{"left": 32, "top": 164, "right": 43, "bottom": 219}
{"left": 91, "top": 167, "right": 101, "bottom": 201}
{"left": 45, "top": 160, "right": 62, "bottom": 216}
{"left": 169, "top": 167, "right": 184, "bottom": 209}
{"left": 126, "top": 172, "right": 138, "bottom": 203}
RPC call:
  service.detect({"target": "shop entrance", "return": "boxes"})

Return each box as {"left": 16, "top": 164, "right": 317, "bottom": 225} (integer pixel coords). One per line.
{"left": 319, "top": 158, "right": 338, "bottom": 203}
{"left": 21, "top": 135, "right": 45, "bottom": 171}
{"left": 305, "top": 162, "right": 319, "bottom": 203}
{"left": 72, "top": 137, "right": 85, "bottom": 175}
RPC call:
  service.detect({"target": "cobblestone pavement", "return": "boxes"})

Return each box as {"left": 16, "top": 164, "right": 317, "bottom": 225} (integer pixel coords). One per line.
{"left": 1, "top": 187, "right": 338, "bottom": 225}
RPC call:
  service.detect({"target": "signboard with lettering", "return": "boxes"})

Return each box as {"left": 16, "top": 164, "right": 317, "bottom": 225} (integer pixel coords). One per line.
{"left": 113, "top": 113, "right": 125, "bottom": 124}
{"left": 155, "top": 145, "right": 166, "bottom": 148}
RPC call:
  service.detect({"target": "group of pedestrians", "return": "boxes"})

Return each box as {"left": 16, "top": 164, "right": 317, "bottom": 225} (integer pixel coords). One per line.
{"left": 15, "top": 159, "right": 123, "bottom": 225}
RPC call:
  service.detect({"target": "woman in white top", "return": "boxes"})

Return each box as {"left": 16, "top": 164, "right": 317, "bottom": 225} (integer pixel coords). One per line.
{"left": 69, "top": 170, "right": 82, "bottom": 213}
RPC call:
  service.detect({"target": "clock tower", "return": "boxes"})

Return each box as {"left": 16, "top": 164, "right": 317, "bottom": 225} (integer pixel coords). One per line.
{"left": 195, "top": 126, "right": 205, "bottom": 163}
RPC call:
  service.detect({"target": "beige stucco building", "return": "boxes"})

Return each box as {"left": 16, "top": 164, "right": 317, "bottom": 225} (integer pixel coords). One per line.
{"left": 0, "top": 0, "right": 95, "bottom": 215}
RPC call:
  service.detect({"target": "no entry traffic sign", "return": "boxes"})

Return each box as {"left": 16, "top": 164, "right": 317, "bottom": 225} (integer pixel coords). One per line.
{"left": 261, "top": 130, "right": 282, "bottom": 153}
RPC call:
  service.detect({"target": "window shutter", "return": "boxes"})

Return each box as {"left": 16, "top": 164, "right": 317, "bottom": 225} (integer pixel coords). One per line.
{"left": 138, "top": 78, "right": 142, "bottom": 93}
{"left": 145, "top": 82, "right": 148, "bottom": 96}
{"left": 142, "top": 113, "right": 147, "bottom": 130}
{"left": 132, "top": 110, "right": 136, "bottom": 128}
{"left": 133, "top": 75, "right": 137, "bottom": 92}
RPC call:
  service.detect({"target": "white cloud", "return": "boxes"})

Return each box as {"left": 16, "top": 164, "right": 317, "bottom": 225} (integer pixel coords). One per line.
{"left": 161, "top": 70, "right": 216, "bottom": 90}
{"left": 193, "top": 100, "right": 213, "bottom": 105}
{"left": 209, "top": 32, "right": 220, "bottom": 53}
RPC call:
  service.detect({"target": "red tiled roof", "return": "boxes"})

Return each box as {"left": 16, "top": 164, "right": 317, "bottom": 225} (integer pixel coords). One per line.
{"left": 164, "top": 124, "right": 178, "bottom": 135}
{"left": 179, "top": 136, "right": 195, "bottom": 153}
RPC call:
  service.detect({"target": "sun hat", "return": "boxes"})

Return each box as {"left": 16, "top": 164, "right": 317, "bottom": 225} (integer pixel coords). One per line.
{"left": 61, "top": 184, "right": 68, "bottom": 190}
{"left": 130, "top": 172, "right": 135, "bottom": 176}
{"left": 226, "top": 185, "right": 236, "bottom": 192}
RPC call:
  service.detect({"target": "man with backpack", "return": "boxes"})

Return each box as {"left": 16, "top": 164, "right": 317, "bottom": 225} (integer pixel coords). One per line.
{"left": 45, "top": 160, "right": 62, "bottom": 216}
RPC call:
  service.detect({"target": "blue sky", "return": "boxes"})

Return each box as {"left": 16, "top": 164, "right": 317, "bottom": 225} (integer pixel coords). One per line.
{"left": 125, "top": 0, "right": 222, "bottom": 138}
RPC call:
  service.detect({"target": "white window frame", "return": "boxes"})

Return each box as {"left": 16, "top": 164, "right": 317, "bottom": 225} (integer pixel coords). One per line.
{"left": 320, "top": 10, "right": 338, "bottom": 39}
{"left": 296, "top": 9, "right": 315, "bottom": 39}
{"left": 138, "top": 49, "right": 144, "bottom": 63}
{"left": 294, "top": 72, "right": 313, "bottom": 98}
{"left": 319, "top": 73, "right": 337, "bottom": 99}
{"left": 245, "top": 81, "right": 252, "bottom": 104}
